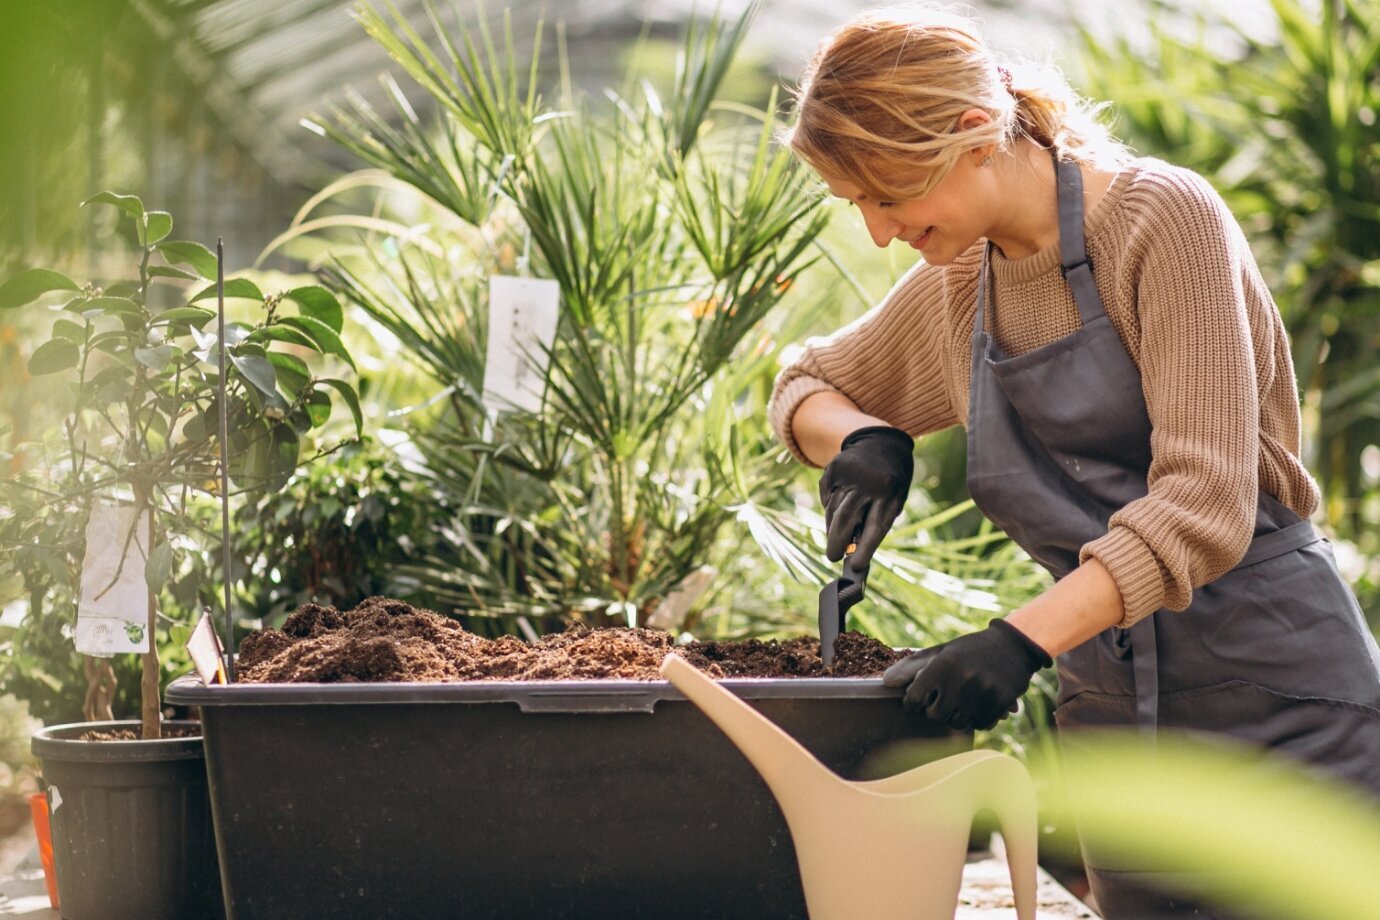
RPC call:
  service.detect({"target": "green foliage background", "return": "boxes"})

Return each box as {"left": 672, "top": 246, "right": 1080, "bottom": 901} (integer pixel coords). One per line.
{"left": 1, "top": 0, "right": 1376, "bottom": 751}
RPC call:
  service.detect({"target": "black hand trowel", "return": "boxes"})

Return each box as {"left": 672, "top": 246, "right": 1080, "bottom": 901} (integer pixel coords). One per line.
{"left": 818, "top": 543, "right": 870, "bottom": 668}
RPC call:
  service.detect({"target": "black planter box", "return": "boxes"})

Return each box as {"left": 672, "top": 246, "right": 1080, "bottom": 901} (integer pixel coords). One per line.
{"left": 167, "top": 673, "right": 963, "bottom": 920}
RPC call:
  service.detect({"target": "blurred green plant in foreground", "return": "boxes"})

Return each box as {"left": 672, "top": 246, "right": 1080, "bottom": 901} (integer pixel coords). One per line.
{"left": 1042, "top": 733, "right": 1380, "bottom": 920}
{"left": 863, "top": 730, "right": 1380, "bottom": 919}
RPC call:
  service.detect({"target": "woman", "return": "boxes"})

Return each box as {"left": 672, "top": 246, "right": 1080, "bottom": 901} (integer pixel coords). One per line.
{"left": 770, "top": 9, "right": 1380, "bottom": 917}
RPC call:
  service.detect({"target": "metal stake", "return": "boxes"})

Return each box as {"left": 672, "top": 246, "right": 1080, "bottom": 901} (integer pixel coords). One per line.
{"left": 217, "top": 239, "right": 235, "bottom": 682}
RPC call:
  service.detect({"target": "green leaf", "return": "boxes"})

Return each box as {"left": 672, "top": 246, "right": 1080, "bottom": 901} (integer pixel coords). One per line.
{"left": 284, "top": 286, "right": 344, "bottom": 333}
{"left": 27, "top": 339, "right": 79, "bottom": 375}
{"left": 264, "top": 423, "right": 302, "bottom": 490}
{"left": 190, "top": 278, "right": 264, "bottom": 303}
{"left": 248, "top": 324, "right": 318, "bottom": 349}
{"left": 90, "top": 375, "right": 133, "bottom": 406}
{"left": 144, "top": 211, "right": 173, "bottom": 245}
{"left": 71, "top": 296, "right": 142, "bottom": 318}
{"left": 134, "top": 344, "right": 181, "bottom": 371}
{"left": 85, "top": 364, "right": 132, "bottom": 389}
{"left": 88, "top": 329, "right": 139, "bottom": 351}
{"left": 156, "top": 241, "right": 218, "bottom": 279}
{"left": 145, "top": 540, "right": 174, "bottom": 592}
{"left": 52, "top": 319, "right": 88, "bottom": 344}
{"left": 305, "top": 389, "right": 333, "bottom": 428}
{"left": 0, "top": 268, "right": 80, "bottom": 309}
{"left": 280, "top": 315, "right": 356, "bottom": 369}
{"left": 267, "top": 352, "right": 310, "bottom": 397}
{"left": 231, "top": 421, "right": 300, "bottom": 493}
{"left": 229, "top": 351, "right": 281, "bottom": 402}
{"left": 82, "top": 191, "right": 145, "bottom": 222}
{"left": 150, "top": 306, "right": 215, "bottom": 328}
{"left": 316, "top": 377, "right": 363, "bottom": 437}
{"left": 147, "top": 265, "right": 199, "bottom": 281}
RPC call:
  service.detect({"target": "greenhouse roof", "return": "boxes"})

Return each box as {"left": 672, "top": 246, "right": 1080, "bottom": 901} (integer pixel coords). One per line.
{"left": 151, "top": 0, "right": 1096, "bottom": 190}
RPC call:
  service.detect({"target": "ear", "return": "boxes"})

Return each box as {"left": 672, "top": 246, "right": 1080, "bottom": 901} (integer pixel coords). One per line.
{"left": 957, "top": 108, "right": 997, "bottom": 165}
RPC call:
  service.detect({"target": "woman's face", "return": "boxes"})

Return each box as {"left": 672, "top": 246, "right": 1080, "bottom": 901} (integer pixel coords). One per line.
{"left": 820, "top": 151, "right": 991, "bottom": 265}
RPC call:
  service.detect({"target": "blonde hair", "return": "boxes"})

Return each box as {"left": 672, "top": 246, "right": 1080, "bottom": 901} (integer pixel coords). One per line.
{"left": 785, "top": 7, "right": 1130, "bottom": 200}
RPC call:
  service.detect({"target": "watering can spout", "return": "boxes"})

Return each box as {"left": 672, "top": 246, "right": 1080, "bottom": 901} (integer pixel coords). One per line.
{"left": 661, "top": 653, "right": 1038, "bottom": 920}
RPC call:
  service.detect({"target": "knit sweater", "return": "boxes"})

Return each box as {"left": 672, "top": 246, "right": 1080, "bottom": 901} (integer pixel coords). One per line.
{"left": 769, "top": 157, "right": 1319, "bottom": 628}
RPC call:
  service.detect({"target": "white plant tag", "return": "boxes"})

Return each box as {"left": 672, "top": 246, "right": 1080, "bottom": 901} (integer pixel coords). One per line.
{"left": 186, "top": 611, "right": 227, "bottom": 686}
{"left": 481, "top": 275, "right": 559, "bottom": 414}
{"left": 647, "top": 566, "right": 718, "bottom": 631}
{"left": 76, "top": 502, "right": 152, "bottom": 656}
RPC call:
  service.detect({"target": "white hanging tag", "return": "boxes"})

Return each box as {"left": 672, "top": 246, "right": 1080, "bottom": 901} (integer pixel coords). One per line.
{"left": 186, "top": 610, "right": 227, "bottom": 686}
{"left": 481, "top": 275, "right": 559, "bottom": 414}
{"left": 76, "top": 502, "right": 152, "bottom": 656}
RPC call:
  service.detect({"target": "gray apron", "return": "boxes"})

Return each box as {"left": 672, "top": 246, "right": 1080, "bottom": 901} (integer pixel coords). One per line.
{"left": 964, "top": 153, "right": 1380, "bottom": 918}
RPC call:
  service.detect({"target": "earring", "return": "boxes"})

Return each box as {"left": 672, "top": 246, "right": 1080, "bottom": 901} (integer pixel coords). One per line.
{"left": 981, "top": 155, "right": 993, "bottom": 168}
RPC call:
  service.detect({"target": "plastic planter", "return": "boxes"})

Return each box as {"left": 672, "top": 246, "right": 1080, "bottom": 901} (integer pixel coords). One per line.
{"left": 30, "top": 719, "right": 225, "bottom": 920}
{"left": 167, "top": 673, "right": 964, "bottom": 920}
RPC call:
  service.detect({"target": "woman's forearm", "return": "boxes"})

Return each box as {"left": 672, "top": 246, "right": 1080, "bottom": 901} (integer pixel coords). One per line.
{"left": 1005, "top": 558, "right": 1126, "bottom": 658}
{"left": 792, "top": 391, "right": 892, "bottom": 467}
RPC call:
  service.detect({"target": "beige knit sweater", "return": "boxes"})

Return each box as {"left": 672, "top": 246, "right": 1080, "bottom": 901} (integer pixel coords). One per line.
{"left": 769, "top": 157, "right": 1319, "bottom": 628}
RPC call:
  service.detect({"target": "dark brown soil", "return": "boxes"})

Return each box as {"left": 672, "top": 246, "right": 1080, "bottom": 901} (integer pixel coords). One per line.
{"left": 78, "top": 726, "right": 202, "bottom": 741}
{"left": 236, "top": 596, "right": 906, "bottom": 684}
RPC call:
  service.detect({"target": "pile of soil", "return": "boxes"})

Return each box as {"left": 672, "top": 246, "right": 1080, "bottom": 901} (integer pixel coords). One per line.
{"left": 236, "top": 596, "right": 906, "bottom": 684}
{"left": 78, "top": 726, "right": 202, "bottom": 741}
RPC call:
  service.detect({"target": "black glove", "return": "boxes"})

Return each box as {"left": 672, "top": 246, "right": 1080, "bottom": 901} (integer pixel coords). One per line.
{"left": 818, "top": 425, "right": 914, "bottom": 569}
{"left": 882, "top": 620, "right": 1052, "bottom": 730}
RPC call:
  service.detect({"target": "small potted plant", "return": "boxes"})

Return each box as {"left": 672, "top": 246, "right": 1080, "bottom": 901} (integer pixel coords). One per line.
{"left": 0, "top": 191, "right": 361, "bottom": 919}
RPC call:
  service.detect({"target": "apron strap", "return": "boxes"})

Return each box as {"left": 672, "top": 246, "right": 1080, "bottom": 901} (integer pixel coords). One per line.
{"left": 975, "top": 241, "right": 993, "bottom": 337}
{"left": 975, "top": 152, "right": 1105, "bottom": 339}
{"left": 1236, "top": 520, "right": 1318, "bottom": 569}
{"left": 1129, "top": 617, "right": 1159, "bottom": 736}
{"left": 1053, "top": 154, "right": 1104, "bottom": 327}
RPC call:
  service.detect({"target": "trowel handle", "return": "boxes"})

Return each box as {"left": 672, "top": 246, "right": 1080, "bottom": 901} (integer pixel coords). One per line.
{"left": 837, "top": 555, "right": 870, "bottom": 609}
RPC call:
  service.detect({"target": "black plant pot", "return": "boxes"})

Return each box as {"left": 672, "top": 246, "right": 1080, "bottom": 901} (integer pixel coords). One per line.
{"left": 31, "top": 719, "right": 224, "bottom": 920}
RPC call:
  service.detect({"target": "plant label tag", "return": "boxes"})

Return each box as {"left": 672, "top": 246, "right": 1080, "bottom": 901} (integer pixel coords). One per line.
{"left": 482, "top": 275, "right": 559, "bottom": 414}
{"left": 76, "top": 502, "right": 151, "bottom": 657}
{"left": 186, "top": 611, "right": 227, "bottom": 686}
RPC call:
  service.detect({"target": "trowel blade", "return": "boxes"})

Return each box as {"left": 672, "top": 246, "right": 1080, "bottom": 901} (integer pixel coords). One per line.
{"left": 818, "top": 580, "right": 841, "bottom": 668}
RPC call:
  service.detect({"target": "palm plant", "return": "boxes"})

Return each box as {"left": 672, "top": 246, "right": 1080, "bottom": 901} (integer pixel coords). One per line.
{"left": 269, "top": 1, "right": 819, "bottom": 628}
{"left": 260, "top": 0, "right": 1048, "bottom": 702}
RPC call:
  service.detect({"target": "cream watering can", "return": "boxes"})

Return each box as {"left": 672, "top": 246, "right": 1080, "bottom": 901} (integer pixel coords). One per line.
{"left": 661, "top": 654, "right": 1038, "bottom": 920}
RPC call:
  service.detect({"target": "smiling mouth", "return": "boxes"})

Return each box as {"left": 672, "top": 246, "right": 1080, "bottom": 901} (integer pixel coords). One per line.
{"left": 908, "top": 228, "right": 934, "bottom": 249}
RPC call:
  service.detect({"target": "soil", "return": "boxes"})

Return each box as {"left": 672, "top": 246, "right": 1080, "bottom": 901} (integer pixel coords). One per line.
{"left": 77, "top": 726, "right": 203, "bottom": 741}
{"left": 236, "top": 596, "right": 906, "bottom": 683}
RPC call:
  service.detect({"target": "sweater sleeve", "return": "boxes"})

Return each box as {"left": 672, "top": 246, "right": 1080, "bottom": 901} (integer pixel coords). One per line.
{"left": 767, "top": 260, "right": 960, "bottom": 467}
{"left": 1079, "top": 172, "right": 1261, "bottom": 626}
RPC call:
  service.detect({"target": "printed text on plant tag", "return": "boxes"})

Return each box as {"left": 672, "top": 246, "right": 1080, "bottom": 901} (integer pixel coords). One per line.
{"left": 482, "top": 275, "right": 560, "bottom": 414}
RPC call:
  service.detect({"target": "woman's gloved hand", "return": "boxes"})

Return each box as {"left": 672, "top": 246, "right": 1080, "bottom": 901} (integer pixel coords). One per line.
{"left": 818, "top": 425, "right": 914, "bottom": 569}
{"left": 882, "top": 620, "right": 1053, "bottom": 730}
